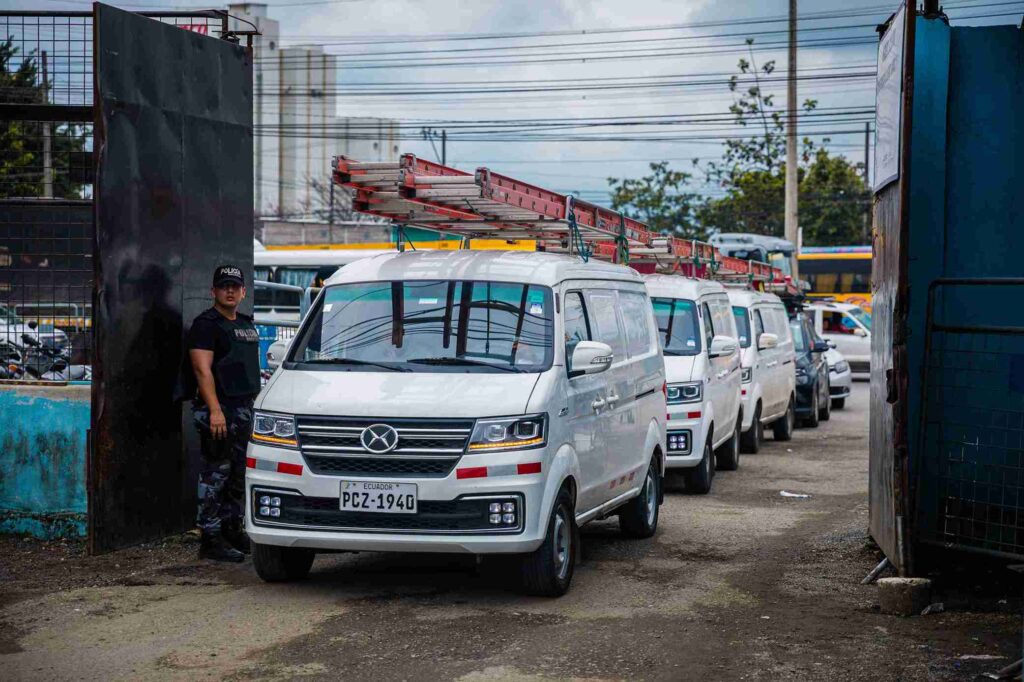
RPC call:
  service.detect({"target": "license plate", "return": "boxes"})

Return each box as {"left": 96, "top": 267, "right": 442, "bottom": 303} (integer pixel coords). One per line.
{"left": 339, "top": 481, "right": 417, "bottom": 514}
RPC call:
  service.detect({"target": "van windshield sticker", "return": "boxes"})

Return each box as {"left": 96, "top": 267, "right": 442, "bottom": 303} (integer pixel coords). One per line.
{"left": 418, "top": 298, "right": 439, "bottom": 305}
{"left": 323, "top": 303, "right": 333, "bottom": 312}
{"left": 686, "top": 339, "right": 696, "bottom": 347}
{"left": 529, "top": 303, "right": 544, "bottom": 315}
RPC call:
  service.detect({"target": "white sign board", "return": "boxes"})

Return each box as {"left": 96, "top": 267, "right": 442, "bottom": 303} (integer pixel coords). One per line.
{"left": 873, "top": 3, "right": 906, "bottom": 192}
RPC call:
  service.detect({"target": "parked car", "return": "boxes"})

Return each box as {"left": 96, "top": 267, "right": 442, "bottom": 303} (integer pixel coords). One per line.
{"left": 643, "top": 275, "right": 743, "bottom": 494}
{"left": 805, "top": 301, "right": 871, "bottom": 379}
{"left": 247, "top": 250, "right": 667, "bottom": 597}
{"left": 725, "top": 287, "right": 797, "bottom": 453}
{"left": 788, "top": 312, "right": 832, "bottom": 427}
{"left": 825, "top": 347, "right": 852, "bottom": 410}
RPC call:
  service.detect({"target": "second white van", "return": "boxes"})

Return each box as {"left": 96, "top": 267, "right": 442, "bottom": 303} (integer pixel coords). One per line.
{"left": 248, "top": 250, "right": 667, "bottom": 597}
{"left": 643, "top": 276, "right": 741, "bottom": 494}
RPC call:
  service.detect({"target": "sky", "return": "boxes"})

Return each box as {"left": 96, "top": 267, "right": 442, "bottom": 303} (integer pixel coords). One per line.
{"left": 25, "top": 0, "right": 1024, "bottom": 206}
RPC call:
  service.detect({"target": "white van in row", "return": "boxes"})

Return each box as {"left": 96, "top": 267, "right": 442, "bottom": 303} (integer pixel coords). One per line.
{"left": 248, "top": 251, "right": 667, "bottom": 596}
{"left": 725, "top": 288, "right": 797, "bottom": 453}
{"left": 643, "top": 276, "right": 741, "bottom": 494}
{"left": 805, "top": 301, "right": 871, "bottom": 379}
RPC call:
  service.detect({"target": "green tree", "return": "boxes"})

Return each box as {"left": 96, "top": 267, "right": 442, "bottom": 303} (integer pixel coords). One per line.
{"left": 607, "top": 161, "right": 703, "bottom": 240}
{"left": 0, "top": 38, "right": 89, "bottom": 199}
{"left": 800, "top": 148, "right": 871, "bottom": 245}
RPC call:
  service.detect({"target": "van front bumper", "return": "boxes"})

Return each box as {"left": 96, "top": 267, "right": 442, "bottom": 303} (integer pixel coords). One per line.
{"left": 664, "top": 407, "right": 706, "bottom": 470}
{"left": 245, "top": 442, "right": 549, "bottom": 555}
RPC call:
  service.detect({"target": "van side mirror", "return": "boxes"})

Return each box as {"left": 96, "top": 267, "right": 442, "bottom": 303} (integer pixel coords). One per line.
{"left": 853, "top": 327, "right": 868, "bottom": 338}
{"left": 709, "top": 335, "right": 737, "bottom": 358}
{"left": 812, "top": 339, "right": 830, "bottom": 354}
{"left": 827, "top": 339, "right": 837, "bottom": 349}
{"left": 569, "top": 341, "right": 613, "bottom": 378}
{"left": 266, "top": 338, "right": 291, "bottom": 370}
{"left": 757, "top": 332, "right": 778, "bottom": 350}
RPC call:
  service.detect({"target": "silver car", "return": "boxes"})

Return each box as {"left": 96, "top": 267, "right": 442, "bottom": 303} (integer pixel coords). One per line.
{"left": 825, "top": 346, "right": 852, "bottom": 409}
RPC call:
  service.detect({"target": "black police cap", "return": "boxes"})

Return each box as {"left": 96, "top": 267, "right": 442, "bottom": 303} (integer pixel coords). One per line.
{"left": 213, "top": 265, "right": 245, "bottom": 287}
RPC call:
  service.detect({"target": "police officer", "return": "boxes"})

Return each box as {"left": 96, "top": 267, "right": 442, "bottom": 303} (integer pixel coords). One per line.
{"left": 187, "top": 265, "right": 261, "bottom": 562}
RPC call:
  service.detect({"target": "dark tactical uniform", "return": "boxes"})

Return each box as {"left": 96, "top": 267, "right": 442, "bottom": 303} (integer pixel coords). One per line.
{"left": 187, "top": 306, "right": 261, "bottom": 535}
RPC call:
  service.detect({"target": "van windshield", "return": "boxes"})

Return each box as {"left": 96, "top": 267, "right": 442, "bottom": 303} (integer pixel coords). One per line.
{"left": 732, "top": 306, "right": 752, "bottom": 348}
{"left": 651, "top": 297, "right": 701, "bottom": 356}
{"left": 789, "top": 319, "right": 808, "bottom": 353}
{"left": 848, "top": 306, "right": 871, "bottom": 331}
{"left": 288, "top": 280, "right": 554, "bottom": 373}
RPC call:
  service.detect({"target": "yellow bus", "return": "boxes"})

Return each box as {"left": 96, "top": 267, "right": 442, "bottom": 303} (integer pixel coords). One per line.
{"left": 798, "top": 246, "right": 872, "bottom": 310}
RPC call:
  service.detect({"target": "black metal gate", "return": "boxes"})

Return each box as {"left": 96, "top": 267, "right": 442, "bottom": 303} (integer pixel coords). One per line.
{"left": 89, "top": 4, "right": 252, "bottom": 553}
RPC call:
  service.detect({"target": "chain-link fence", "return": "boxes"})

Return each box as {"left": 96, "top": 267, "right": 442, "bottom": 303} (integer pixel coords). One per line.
{"left": 0, "top": 10, "right": 230, "bottom": 381}
{"left": 917, "top": 279, "right": 1024, "bottom": 560}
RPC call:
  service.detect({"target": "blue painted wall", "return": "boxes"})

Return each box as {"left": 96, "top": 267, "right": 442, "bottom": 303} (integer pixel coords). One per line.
{"left": 0, "top": 384, "right": 90, "bottom": 538}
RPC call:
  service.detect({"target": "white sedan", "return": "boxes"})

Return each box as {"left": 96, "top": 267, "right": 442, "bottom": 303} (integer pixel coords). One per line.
{"left": 825, "top": 347, "right": 852, "bottom": 410}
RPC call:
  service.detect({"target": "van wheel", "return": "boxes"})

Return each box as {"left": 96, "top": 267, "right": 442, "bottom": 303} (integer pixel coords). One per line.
{"left": 684, "top": 441, "right": 714, "bottom": 494}
{"left": 773, "top": 397, "right": 795, "bottom": 441}
{"left": 521, "top": 488, "right": 577, "bottom": 597}
{"left": 803, "top": 388, "right": 821, "bottom": 428}
{"left": 252, "top": 543, "right": 315, "bottom": 582}
{"left": 619, "top": 459, "right": 660, "bottom": 538}
{"left": 740, "top": 403, "right": 762, "bottom": 454}
{"left": 715, "top": 417, "right": 741, "bottom": 471}
{"left": 831, "top": 397, "right": 846, "bottom": 410}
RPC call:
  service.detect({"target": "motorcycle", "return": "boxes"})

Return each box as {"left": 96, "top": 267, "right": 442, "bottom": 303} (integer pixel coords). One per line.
{"left": 19, "top": 334, "right": 91, "bottom": 381}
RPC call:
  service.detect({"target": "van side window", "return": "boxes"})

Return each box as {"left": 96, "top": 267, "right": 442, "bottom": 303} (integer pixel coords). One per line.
{"left": 732, "top": 306, "right": 752, "bottom": 348}
{"left": 619, "top": 291, "right": 653, "bottom": 358}
{"left": 563, "top": 291, "right": 591, "bottom": 370}
{"left": 701, "top": 301, "right": 715, "bottom": 349}
{"left": 587, "top": 290, "right": 627, "bottom": 363}
{"left": 773, "top": 308, "right": 792, "bottom": 343}
{"left": 753, "top": 308, "right": 765, "bottom": 342}
{"left": 823, "top": 310, "right": 858, "bottom": 334}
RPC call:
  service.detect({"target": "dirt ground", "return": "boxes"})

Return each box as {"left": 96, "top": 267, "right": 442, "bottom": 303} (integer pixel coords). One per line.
{"left": 2, "top": 386, "right": 1020, "bottom": 681}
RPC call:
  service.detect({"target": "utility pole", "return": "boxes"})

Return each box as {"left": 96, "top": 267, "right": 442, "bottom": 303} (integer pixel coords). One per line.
{"left": 784, "top": 0, "right": 798, "bottom": 282}
{"left": 42, "top": 51, "right": 54, "bottom": 199}
{"left": 441, "top": 129, "right": 447, "bottom": 166}
{"left": 328, "top": 179, "right": 335, "bottom": 245}
{"left": 421, "top": 127, "right": 447, "bottom": 165}
{"left": 863, "top": 121, "right": 871, "bottom": 242}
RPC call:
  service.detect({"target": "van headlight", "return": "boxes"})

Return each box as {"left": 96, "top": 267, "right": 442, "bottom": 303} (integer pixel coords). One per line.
{"left": 469, "top": 414, "right": 547, "bottom": 453}
{"left": 251, "top": 411, "right": 298, "bottom": 448}
{"left": 666, "top": 382, "right": 702, "bottom": 404}
{"left": 831, "top": 360, "right": 850, "bottom": 374}
{"left": 741, "top": 367, "right": 752, "bottom": 384}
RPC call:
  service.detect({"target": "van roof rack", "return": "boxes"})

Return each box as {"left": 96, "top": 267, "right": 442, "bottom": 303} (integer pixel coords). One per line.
{"left": 332, "top": 153, "right": 800, "bottom": 296}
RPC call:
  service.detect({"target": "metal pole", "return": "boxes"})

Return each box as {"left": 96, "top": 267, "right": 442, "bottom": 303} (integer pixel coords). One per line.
{"left": 42, "top": 51, "right": 54, "bottom": 199}
{"left": 441, "top": 130, "right": 447, "bottom": 166}
{"left": 328, "top": 179, "right": 335, "bottom": 245}
{"left": 784, "top": 0, "right": 799, "bottom": 282}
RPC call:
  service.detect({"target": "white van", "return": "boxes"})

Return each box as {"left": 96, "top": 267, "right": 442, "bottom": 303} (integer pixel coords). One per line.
{"left": 643, "top": 276, "right": 741, "bottom": 494}
{"left": 725, "top": 288, "right": 797, "bottom": 453}
{"left": 248, "top": 250, "right": 667, "bottom": 597}
{"left": 805, "top": 301, "right": 871, "bottom": 379}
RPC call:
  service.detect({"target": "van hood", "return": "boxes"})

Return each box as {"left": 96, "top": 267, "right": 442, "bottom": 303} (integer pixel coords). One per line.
{"left": 663, "top": 353, "right": 705, "bottom": 383}
{"left": 258, "top": 369, "right": 542, "bottom": 419}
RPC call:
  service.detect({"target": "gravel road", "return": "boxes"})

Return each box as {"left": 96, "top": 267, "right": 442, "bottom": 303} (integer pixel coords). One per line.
{"left": 2, "top": 386, "right": 1019, "bottom": 681}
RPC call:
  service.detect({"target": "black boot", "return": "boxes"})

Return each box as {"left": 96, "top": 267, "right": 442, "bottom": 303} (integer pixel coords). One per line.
{"left": 223, "top": 522, "right": 251, "bottom": 554}
{"left": 199, "top": 531, "right": 245, "bottom": 563}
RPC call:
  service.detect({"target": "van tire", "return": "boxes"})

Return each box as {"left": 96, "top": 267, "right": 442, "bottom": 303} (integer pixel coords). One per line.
{"left": 252, "top": 543, "right": 315, "bottom": 582}
{"left": 831, "top": 397, "right": 846, "bottom": 410}
{"left": 773, "top": 397, "right": 795, "bottom": 441}
{"left": 684, "top": 441, "right": 714, "bottom": 494}
{"left": 715, "top": 417, "right": 741, "bottom": 471}
{"left": 803, "top": 389, "right": 820, "bottom": 428}
{"left": 619, "top": 459, "right": 660, "bottom": 538}
{"left": 740, "top": 403, "right": 762, "bottom": 454}
{"left": 521, "top": 488, "right": 577, "bottom": 597}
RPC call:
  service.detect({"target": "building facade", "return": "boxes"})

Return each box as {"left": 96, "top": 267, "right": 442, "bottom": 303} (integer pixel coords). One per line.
{"left": 227, "top": 4, "right": 398, "bottom": 220}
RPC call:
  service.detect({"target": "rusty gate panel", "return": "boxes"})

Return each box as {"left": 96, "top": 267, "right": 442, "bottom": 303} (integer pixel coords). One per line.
{"left": 90, "top": 3, "right": 253, "bottom": 553}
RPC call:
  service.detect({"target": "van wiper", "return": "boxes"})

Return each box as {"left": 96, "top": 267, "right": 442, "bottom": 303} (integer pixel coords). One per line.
{"left": 406, "top": 357, "right": 525, "bottom": 373}
{"left": 663, "top": 350, "right": 695, "bottom": 357}
{"left": 303, "top": 357, "right": 410, "bottom": 372}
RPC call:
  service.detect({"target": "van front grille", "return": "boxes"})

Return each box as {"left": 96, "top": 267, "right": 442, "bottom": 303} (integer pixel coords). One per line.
{"left": 295, "top": 416, "right": 474, "bottom": 478}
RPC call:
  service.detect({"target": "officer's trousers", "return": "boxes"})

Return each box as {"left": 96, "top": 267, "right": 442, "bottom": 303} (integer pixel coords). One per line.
{"left": 193, "top": 403, "right": 253, "bottom": 535}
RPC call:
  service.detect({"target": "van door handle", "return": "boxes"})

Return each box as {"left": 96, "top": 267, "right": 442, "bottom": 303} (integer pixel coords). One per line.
{"left": 591, "top": 397, "right": 606, "bottom": 411}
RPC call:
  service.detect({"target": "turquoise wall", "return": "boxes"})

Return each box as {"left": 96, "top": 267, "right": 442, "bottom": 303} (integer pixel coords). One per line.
{"left": 0, "top": 384, "right": 90, "bottom": 538}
